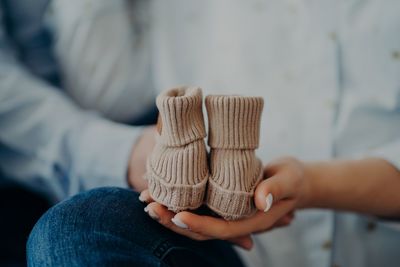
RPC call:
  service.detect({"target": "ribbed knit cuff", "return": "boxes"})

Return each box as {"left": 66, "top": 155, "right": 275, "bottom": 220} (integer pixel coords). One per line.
{"left": 146, "top": 140, "right": 209, "bottom": 212}
{"left": 206, "top": 160, "right": 263, "bottom": 220}
{"left": 156, "top": 87, "right": 206, "bottom": 147}
{"left": 147, "top": 167, "right": 208, "bottom": 212}
{"left": 205, "top": 95, "right": 264, "bottom": 149}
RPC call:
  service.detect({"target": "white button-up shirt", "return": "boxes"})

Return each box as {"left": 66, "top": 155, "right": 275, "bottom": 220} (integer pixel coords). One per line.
{"left": 2, "top": 0, "right": 399, "bottom": 266}
{"left": 147, "top": 1, "right": 400, "bottom": 266}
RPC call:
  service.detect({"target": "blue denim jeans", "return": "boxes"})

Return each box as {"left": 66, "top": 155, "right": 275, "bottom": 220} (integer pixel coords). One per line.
{"left": 27, "top": 187, "right": 245, "bottom": 267}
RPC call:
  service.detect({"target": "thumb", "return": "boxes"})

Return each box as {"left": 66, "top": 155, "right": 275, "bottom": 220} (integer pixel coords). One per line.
{"left": 254, "top": 173, "right": 296, "bottom": 212}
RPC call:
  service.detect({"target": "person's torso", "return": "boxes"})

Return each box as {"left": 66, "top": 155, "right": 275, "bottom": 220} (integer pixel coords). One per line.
{"left": 4, "top": 0, "right": 400, "bottom": 266}
{"left": 150, "top": 1, "right": 400, "bottom": 267}
{"left": 1, "top": 0, "right": 156, "bottom": 123}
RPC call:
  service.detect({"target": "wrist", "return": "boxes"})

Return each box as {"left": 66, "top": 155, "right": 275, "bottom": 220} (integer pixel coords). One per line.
{"left": 127, "top": 126, "right": 156, "bottom": 191}
{"left": 301, "top": 161, "right": 324, "bottom": 209}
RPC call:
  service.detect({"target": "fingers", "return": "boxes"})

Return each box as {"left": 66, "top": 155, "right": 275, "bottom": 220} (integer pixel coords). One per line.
{"left": 254, "top": 172, "right": 297, "bottom": 212}
{"left": 144, "top": 202, "right": 255, "bottom": 250}
{"left": 145, "top": 202, "right": 211, "bottom": 241}
{"left": 145, "top": 202, "right": 174, "bottom": 225}
{"left": 271, "top": 211, "right": 295, "bottom": 228}
{"left": 139, "top": 189, "right": 153, "bottom": 203}
{"left": 174, "top": 199, "right": 295, "bottom": 239}
{"left": 230, "top": 199, "right": 295, "bottom": 235}
{"left": 144, "top": 200, "right": 295, "bottom": 245}
{"left": 228, "top": 235, "right": 254, "bottom": 250}
{"left": 172, "top": 211, "right": 231, "bottom": 238}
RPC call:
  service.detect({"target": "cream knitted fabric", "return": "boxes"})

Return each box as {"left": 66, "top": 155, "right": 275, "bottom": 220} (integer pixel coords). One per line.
{"left": 146, "top": 87, "right": 209, "bottom": 212}
{"left": 205, "top": 95, "right": 264, "bottom": 220}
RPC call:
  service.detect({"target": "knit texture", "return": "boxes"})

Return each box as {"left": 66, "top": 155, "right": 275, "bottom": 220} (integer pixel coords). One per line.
{"left": 207, "top": 95, "right": 263, "bottom": 149}
{"left": 205, "top": 95, "right": 264, "bottom": 220}
{"left": 156, "top": 87, "right": 206, "bottom": 147}
{"left": 146, "top": 87, "right": 209, "bottom": 212}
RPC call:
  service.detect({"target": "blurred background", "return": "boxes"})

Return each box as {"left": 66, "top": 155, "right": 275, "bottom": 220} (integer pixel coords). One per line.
{"left": 1, "top": 0, "right": 400, "bottom": 266}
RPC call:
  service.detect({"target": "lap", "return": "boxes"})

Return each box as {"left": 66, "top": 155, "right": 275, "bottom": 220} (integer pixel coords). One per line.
{"left": 27, "top": 187, "right": 244, "bottom": 267}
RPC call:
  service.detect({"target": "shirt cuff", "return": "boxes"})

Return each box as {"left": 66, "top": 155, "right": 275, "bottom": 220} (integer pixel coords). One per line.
{"left": 362, "top": 140, "right": 400, "bottom": 227}
{"left": 363, "top": 139, "right": 400, "bottom": 172}
{"left": 70, "top": 115, "right": 143, "bottom": 194}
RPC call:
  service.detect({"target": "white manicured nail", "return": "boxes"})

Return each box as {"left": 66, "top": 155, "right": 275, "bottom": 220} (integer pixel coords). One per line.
{"left": 172, "top": 217, "right": 188, "bottom": 229}
{"left": 264, "top": 193, "right": 274, "bottom": 212}
{"left": 139, "top": 194, "right": 145, "bottom": 202}
{"left": 144, "top": 207, "right": 159, "bottom": 221}
{"left": 147, "top": 209, "right": 159, "bottom": 221}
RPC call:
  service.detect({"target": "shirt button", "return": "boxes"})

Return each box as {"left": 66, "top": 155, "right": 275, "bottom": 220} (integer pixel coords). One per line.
{"left": 283, "top": 71, "right": 294, "bottom": 82}
{"left": 329, "top": 32, "right": 337, "bottom": 42}
{"left": 323, "top": 99, "right": 336, "bottom": 110}
{"left": 392, "top": 51, "right": 400, "bottom": 61}
{"left": 322, "top": 240, "right": 332, "bottom": 250}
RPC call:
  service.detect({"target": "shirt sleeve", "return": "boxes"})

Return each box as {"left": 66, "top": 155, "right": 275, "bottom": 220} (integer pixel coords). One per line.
{"left": 359, "top": 136, "right": 400, "bottom": 227}
{"left": 0, "top": 20, "right": 142, "bottom": 202}
{"left": 365, "top": 139, "right": 400, "bottom": 172}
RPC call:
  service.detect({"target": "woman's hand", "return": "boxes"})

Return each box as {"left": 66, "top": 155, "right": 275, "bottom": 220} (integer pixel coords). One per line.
{"left": 140, "top": 156, "right": 400, "bottom": 248}
{"left": 128, "top": 126, "right": 157, "bottom": 191}
{"left": 254, "top": 156, "right": 312, "bottom": 212}
{"left": 140, "top": 157, "right": 312, "bottom": 250}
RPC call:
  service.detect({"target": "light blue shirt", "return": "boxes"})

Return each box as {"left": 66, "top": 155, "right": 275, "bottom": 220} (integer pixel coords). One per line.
{"left": 0, "top": 0, "right": 151, "bottom": 201}
{"left": 1, "top": 1, "right": 399, "bottom": 266}
{"left": 149, "top": 1, "right": 400, "bottom": 266}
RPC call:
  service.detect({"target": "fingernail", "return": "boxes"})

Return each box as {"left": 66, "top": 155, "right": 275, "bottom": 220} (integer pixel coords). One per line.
{"left": 139, "top": 194, "right": 145, "bottom": 202}
{"left": 148, "top": 210, "right": 159, "bottom": 221}
{"left": 264, "top": 193, "right": 273, "bottom": 212}
{"left": 144, "top": 207, "right": 159, "bottom": 221}
{"left": 171, "top": 217, "right": 188, "bottom": 229}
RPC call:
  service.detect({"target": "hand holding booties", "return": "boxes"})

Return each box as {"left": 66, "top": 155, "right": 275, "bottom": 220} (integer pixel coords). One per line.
{"left": 146, "top": 87, "right": 264, "bottom": 220}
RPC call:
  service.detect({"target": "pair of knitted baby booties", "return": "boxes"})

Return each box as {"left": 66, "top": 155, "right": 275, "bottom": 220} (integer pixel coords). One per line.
{"left": 145, "top": 86, "right": 264, "bottom": 220}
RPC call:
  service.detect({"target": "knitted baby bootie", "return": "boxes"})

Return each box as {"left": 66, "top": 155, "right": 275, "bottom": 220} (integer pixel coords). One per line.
{"left": 145, "top": 87, "right": 209, "bottom": 212}
{"left": 205, "top": 95, "right": 264, "bottom": 220}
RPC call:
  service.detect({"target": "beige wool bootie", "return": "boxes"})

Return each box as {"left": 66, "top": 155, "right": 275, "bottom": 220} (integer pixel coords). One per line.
{"left": 145, "top": 87, "right": 209, "bottom": 212}
{"left": 205, "top": 95, "right": 264, "bottom": 220}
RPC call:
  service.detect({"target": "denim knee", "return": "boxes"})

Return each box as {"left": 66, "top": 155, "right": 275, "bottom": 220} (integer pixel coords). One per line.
{"left": 27, "top": 187, "right": 162, "bottom": 267}
{"left": 27, "top": 187, "right": 244, "bottom": 267}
